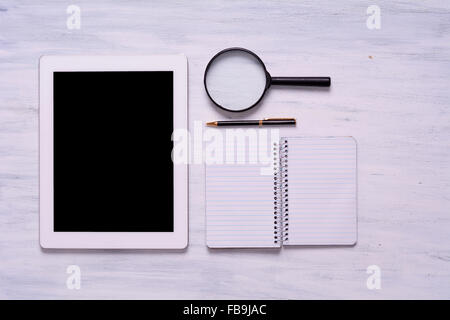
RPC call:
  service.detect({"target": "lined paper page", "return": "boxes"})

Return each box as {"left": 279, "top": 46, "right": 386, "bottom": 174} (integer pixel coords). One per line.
{"left": 206, "top": 163, "right": 279, "bottom": 248}
{"left": 284, "top": 137, "right": 357, "bottom": 245}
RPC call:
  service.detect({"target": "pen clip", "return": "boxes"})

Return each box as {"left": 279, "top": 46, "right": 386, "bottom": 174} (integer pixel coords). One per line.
{"left": 264, "top": 118, "right": 296, "bottom": 121}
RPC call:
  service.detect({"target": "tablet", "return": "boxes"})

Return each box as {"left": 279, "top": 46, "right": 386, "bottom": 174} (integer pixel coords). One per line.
{"left": 39, "top": 55, "right": 188, "bottom": 249}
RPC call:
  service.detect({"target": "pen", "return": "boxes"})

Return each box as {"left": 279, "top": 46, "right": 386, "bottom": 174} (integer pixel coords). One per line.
{"left": 206, "top": 118, "right": 296, "bottom": 127}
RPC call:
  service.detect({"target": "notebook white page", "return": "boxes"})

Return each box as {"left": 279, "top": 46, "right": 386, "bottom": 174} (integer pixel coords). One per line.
{"left": 206, "top": 145, "right": 280, "bottom": 248}
{"left": 283, "top": 137, "right": 357, "bottom": 245}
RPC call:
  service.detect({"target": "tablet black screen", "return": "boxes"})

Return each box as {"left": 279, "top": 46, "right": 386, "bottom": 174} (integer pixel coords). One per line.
{"left": 53, "top": 71, "right": 173, "bottom": 232}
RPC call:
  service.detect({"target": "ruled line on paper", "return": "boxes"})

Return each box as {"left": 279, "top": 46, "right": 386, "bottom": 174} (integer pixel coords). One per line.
{"left": 206, "top": 160, "right": 279, "bottom": 248}
{"left": 284, "top": 137, "right": 357, "bottom": 246}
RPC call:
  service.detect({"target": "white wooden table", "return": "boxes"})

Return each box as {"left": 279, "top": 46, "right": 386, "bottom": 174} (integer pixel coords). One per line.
{"left": 0, "top": 0, "right": 449, "bottom": 299}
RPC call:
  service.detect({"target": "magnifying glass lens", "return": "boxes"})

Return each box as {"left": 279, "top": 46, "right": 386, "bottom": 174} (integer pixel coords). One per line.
{"left": 205, "top": 50, "right": 267, "bottom": 111}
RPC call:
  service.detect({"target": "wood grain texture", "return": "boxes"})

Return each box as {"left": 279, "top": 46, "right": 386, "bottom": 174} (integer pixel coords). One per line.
{"left": 0, "top": 0, "right": 449, "bottom": 299}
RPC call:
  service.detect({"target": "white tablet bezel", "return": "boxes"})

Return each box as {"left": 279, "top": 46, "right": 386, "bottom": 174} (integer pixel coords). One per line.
{"left": 39, "top": 55, "right": 188, "bottom": 249}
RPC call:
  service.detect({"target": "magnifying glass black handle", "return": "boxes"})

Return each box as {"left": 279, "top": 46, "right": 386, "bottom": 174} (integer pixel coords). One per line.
{"left": 271, "top": 77, "right": 331, "bottom": 87}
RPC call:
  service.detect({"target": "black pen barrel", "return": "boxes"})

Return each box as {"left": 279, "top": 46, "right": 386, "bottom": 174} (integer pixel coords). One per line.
{"left": 215, "top": 119, "right": 296, "bottom": 126}
{"left": 262, "top": 119, "right": 296, "bottom": 126}
{"left": 217, "top": 120, "right": 260, "bottom": 126}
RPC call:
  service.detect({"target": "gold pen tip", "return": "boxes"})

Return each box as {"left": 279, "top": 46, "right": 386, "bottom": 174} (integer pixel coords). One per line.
{"left": 206, "top": 121, "right": 218, "bottom": 127}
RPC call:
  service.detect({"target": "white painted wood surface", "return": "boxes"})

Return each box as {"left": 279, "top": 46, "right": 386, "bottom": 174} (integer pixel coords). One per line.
{"left": 0, "top": 0, "right": 449, "bottom": 299}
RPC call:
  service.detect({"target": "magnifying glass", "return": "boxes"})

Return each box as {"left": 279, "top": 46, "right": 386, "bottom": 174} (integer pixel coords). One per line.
{"left": 204, "top": 47, "right": 331, "bottom": 112}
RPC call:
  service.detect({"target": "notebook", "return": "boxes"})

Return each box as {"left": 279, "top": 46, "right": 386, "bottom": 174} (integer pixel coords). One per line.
{"left": 205, "top": 137, "right": 357, "bottom": 248}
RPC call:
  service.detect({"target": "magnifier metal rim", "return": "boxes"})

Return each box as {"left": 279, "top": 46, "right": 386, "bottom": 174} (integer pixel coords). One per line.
{"left": 204, "top": 47, "right": 271, "bottom": 113}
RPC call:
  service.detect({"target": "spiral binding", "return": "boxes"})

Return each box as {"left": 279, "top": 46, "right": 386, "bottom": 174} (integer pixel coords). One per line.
{"left": 273, "top": 141, "right": 281, "bottom": 245}
{"left": 273, "top": 139, "right": 289, "bottom": 245}
{"left": 280, "top": 139, "right": 289, "bottom": 244}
